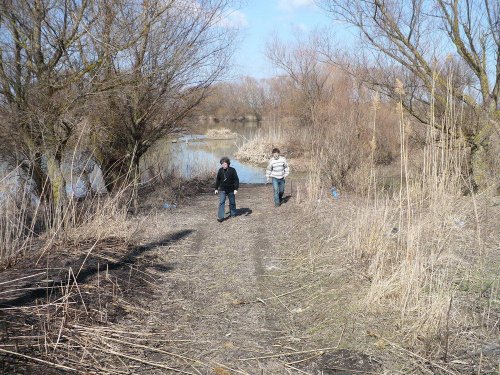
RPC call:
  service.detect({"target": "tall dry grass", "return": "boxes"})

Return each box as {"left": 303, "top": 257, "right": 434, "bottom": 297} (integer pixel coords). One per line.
{"left": 344, "top": 78, "right": 493, "bottom": 357}
{"left": 235, "top": 119, "right": 291, "bottom": 164}
{"left": 0, "top": 147, "right": 137, "bottom": 265}
{"left": 0, "top": 173, "right": 42, "bottom": 263}
{"left": 292, "top": 73, "right": 497, "bottom": 369}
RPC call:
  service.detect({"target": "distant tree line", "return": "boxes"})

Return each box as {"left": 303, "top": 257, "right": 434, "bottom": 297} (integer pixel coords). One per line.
{"left": 202, "top": 0, "right": 499, "bottom": 189}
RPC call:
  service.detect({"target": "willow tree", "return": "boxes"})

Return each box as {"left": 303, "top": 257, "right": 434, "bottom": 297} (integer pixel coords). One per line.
{"left": 0, "top": 0, "right": 238, "bottom": 217}
{"left": 0, "top": 0, "right": 101, "bottom": 223}
{"left": 87, "top": 0, "right": 237, "bottom": 204}
{"left": 319, "top": 0, "right": 499, "bottom": 188}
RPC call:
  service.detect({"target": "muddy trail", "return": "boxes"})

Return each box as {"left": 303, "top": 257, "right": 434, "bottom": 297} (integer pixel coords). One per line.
{"left": 0, "top": 184, "right": 381, "bottom": 374}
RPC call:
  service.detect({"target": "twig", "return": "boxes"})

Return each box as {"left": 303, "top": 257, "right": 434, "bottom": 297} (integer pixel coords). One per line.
{"left": 211, "top": 361, "right": 250, "bottom": 375}
{"left": 0, "top": 272, "right": 46, "bottom": 286}
{"left": 69, "top": 267, "right": 88, "bottom": 314}
{"left": 75, "top": 237, "right": 101, "bottom": 279}
{"left": 286, "top": 351, "right": 325, "bottom": 365}
{"left": 0, "top": 286, "right": 57, "bottom": 296}
{"left": 94, "top": 334, "right": 209, "bottom": 368}
{"left": 321, "top": 366, "right": 380, "bottom": 374}
{"left": 96, "top": 347, "right": 197, "bottom": 374}
{"left": 336, "top": 324, "right": 346, "bottom": 348}
{"left": 0, "top": 301, "right": 76, "bottom": 310}
{"left": 283, "top": 362, "right": 312, "bottom": 374}
{"left": 71, "top": 324, "right": 191, "bottom": 337}
{"left": 366, "top": 331, "right": 459, "bottom": 375}
{"left": 0, "top": 347, "right": 79, "bottom": 372}
{"left": 263, "top": 284, "right": 292, "bottom": 313}
{"left": 254, "top": 283, "right": 314, "bottom": 303}
{"left": 54, "top": 268, "right": 72, "bottom": 352}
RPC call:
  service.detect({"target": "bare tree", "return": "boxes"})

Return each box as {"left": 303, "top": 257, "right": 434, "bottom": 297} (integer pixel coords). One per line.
{"left": 239, "top": 77, "right": 267, "bottom": 120}
{"left": 319, "top": 0, "right": 499, "bottom": 187}
{"left": 0, "top": 0, "right": 238, "bottom": 218}
{"left": 267, "top": 33, "right": 333, "bottom": 126}
{"left": 0, "top": 0, "right": 100, "bottom": 224}
{"left": 266, "top": 33, "right": 371, "bottom": 187}
{"left": 86, "top": 0, "right": 237, "bottom": 204}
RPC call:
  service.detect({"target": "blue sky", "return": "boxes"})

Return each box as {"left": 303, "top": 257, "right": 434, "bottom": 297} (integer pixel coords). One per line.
{"left": 227, "top": 0, "right": 345, "bottom": 79}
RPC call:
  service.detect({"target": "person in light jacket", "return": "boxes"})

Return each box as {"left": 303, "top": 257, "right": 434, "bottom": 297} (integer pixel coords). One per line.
{"left": 214, "top": 156, "right": 239, "bottom": 222}
{"left": 266, "top": 148, "right": 289, "bottom": 207}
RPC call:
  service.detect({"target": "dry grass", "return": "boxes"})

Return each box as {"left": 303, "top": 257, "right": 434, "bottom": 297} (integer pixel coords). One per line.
{"left": 235, "top": 119, "right": 304, "bottom": 168}
{"left": 278, "top": 74, "right": 499, "bottom": 373}
{"left": 0, "top": 169, "right": 45, "bottom": 265}
{"left": 205, "top": 127, "right": 238, "bottom": 139}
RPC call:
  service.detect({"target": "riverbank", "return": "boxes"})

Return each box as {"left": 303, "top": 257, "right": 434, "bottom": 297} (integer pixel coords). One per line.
{"left": 0, "top": 183, "right": 498, "bottom": 374}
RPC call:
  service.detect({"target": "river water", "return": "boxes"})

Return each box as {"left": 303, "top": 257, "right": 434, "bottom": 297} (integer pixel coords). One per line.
{"left": 0, "top": 121, "right": 267, "bottom": 202}
{"left": 151, "top": 121, "right": 267, "bottom": 184}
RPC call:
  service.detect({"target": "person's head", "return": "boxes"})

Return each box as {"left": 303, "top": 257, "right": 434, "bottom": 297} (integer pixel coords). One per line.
{"left": 220, "top": 156, "right": 230, "bottom": 169}
{"left": 272, "top": 148, "right": 280, "bottom": 159}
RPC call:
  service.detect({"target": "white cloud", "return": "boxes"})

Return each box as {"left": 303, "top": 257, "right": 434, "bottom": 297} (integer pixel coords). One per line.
{"left": 226, "top": 9, "right": 249, "bottom": 28}
{"left": 216, "top": 9, "right": 249, "bottom": 28}
{"left": 277, "top": 0, "right": 315, "bottom": 11}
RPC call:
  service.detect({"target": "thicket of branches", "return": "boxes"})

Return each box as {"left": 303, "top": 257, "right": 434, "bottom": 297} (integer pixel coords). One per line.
{"left": 203, "top": 0, "right": 498, "bottom": 189}
{"left": 318, "top": 0, "right": 499, "bottom": 189}
{"left": 0, "top": 0, "right": 237, "bottom": 223}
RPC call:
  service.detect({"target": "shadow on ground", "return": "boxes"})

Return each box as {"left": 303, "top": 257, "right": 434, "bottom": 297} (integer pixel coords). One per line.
{"left": 0, "top": 229, "right": 194, "bottom": 308}
{"left": 236, "top": 207, "right": 253, "bottom": 216}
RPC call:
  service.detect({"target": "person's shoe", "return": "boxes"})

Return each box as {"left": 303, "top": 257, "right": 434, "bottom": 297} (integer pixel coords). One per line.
{"left": 217, "top": 218, "right": 224, "bottom": 222}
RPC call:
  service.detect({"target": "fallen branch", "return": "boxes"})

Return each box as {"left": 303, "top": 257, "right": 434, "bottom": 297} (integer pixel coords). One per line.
{"left": 0, "top": 347, "right": 79, "bottom": 373}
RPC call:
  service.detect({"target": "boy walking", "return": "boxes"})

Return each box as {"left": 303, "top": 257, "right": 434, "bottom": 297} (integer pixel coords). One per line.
{"left": 214, "top": 157, "right": 239, "bottom": 222}
{"left": 266, "top": 148, "right": 289, "bottom": 207}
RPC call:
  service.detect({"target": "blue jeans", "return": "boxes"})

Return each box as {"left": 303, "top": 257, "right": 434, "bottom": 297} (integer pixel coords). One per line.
{"left": 218, "top": 190, "right": 236, "bottom": 219}
{"left": 272, "top": 178, "right": 285, "bottom": 206}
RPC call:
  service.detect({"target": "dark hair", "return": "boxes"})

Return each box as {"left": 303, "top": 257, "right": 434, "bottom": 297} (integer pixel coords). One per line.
{"left": 220, "top": 156, "right": 230, "bottom": 165}
{"left": 272, "top": 148, "right": 280, "bottom": 154}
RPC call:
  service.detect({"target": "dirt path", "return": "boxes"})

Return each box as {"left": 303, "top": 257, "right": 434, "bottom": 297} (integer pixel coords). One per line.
{"left": 0, "top": 184, "right": 382, "bottom": 374}
{"left": 125, "top": 184, "right": 304, "bottom": 373}
{"left": 98, "top": 183, "right": 381, "bottom": 375}
{"left": 2, "top": 182, "right": 498, "bottom": 374}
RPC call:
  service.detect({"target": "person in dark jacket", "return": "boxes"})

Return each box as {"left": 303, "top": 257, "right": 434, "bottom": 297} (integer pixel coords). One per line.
{"left": 214, "top": 156, "right": 239, "bottom": 222}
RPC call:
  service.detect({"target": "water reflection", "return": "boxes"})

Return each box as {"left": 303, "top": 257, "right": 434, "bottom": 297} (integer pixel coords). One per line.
{"left": 151, "top": 122, "right": 266, "bottom": 183}
{"left": 0, "top": 122, "right": 266, "bottom": 203}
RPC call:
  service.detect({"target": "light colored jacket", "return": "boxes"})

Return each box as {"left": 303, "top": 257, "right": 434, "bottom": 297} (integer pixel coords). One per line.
{"left": 266, "top": 156, "right": 289, "bottom": 179}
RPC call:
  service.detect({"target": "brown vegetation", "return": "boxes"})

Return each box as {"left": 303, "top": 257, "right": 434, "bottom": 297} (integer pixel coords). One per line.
{"left": 0, "top": 0, "right": 498, "bottom": 373}
{"left": 319, "top": 0, "right": 499, "bottom": 189}
{"left": 205, "top": 128, "right": 238, "bottom": 139}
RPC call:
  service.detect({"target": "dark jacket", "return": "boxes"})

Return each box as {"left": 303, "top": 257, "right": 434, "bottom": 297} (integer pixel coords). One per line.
{"left": 215, "top": 166, "right": 239, "bottom": 192}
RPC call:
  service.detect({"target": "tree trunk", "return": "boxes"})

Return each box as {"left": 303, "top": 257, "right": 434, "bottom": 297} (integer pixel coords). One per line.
{"left": 131, "top": 159, "right": 140, "bottom": 215}
{"left": 46, "top": 154, "right": 69, "bottom": 230}
{"left": 470, "top": 119, "right": 496, "bottom": 190}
